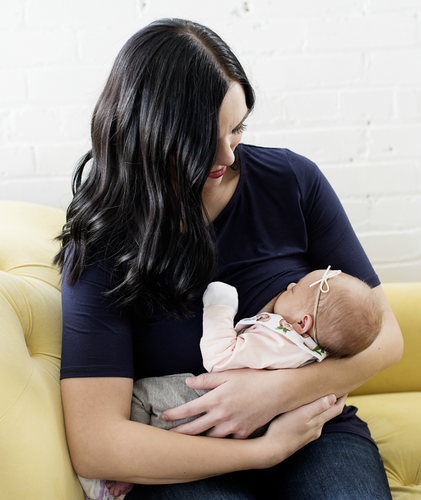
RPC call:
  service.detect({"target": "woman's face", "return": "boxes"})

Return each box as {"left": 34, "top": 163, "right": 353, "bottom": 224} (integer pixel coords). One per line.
{"left": 203, "top": 82, "right": 249, "bottom": 192}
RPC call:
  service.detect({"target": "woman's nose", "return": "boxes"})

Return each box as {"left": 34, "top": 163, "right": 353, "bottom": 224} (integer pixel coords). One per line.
{"left": 216, "top": 139, "right": 235, "bottom": 167}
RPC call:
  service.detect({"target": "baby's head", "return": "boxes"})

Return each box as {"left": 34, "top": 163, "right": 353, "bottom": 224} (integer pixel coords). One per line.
{"left": 273, "top": 267, "right": 383, "bottom": 358}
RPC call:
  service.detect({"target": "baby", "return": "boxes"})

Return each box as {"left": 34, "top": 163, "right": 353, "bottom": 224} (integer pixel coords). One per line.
{"left": 81, "top": 267, "right": 383, "bottom": 499}
{"left": 201, "top": 266, "right": 384, "bottom": 371}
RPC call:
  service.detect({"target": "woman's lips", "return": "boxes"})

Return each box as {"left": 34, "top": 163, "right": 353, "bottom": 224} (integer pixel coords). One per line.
{"left": 208, "top": 166, "right": 227, "bottom": 179}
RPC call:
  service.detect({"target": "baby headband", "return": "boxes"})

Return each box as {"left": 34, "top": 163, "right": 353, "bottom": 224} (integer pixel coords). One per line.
{"left": 309, "top": 265, "right": 342, "bottom": 345}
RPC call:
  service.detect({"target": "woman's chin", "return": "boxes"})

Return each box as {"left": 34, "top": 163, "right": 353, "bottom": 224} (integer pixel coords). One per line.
{"left": 203, "top": 175, "right": 224, "bottom": 192}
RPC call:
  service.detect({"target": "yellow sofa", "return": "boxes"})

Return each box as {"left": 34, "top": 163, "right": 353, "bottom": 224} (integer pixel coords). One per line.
{"left": 1, "top": 201, "right": 420, "bottom": 500}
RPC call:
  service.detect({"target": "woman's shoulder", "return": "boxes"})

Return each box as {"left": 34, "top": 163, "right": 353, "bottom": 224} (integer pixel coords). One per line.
{"left": 236, "top": 143, "right": 323, "bottom": 194}
{"left": 238, "top": 144, "right": 320, "bottom": 176}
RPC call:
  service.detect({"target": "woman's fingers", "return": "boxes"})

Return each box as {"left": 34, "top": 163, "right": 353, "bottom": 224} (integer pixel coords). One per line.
{"left": 317, "top": 394, "right": 347, "bottom": 422}
{"left": 269, "top": 393, "right": 347, "bottom": 441}
{"left": 168, "top": 413, "right": 214, "bottom": 435}
{"left": 312, "top": 394, "right": 347, "bottom": 425}
{"left": 185, "top": 372, "right": 227, "bottom": 391}
{"left": 291, "top": 393, "right": 347, "bottom": 431}
{"left": 162, "top": 392, "right": 211, "bottom": 423}
{"left": 162, "top": 372, "right": 226, "bottom": 422}
{"left": 310, "top": 393, "right": 338, "bottom": 419}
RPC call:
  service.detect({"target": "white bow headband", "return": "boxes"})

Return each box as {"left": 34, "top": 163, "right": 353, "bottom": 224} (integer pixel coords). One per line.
{"left": 309, "top": 265, "right": 342, "bottom": 344}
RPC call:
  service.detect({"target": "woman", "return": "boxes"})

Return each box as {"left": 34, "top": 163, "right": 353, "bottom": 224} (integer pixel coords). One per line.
{"left": 56, "top": 18, "right": 402, "bottom": 499}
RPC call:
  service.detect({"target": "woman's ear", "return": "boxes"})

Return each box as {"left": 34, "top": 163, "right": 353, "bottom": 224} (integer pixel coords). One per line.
{"left": 294, "top": 314, "right": 313, "bottom": 336}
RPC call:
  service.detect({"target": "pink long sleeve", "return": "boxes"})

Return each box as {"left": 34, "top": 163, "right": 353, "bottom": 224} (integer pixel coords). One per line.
{"left": 200, "top": 306, "right": 316, "bottom": 372}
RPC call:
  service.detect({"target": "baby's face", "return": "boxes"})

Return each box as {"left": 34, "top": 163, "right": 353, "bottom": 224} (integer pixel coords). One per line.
{"left": 273, "top": 270, "right": 324, "bottom": 325}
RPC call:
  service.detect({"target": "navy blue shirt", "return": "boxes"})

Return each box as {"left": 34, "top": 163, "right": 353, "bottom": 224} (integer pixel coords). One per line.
{"left": 60, "top": 144, "right": 380, "bottom": 441}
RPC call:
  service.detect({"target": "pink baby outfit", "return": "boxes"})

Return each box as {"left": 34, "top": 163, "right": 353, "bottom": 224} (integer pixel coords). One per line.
{"left": 201, "top": 305, "right": 326, "bottom": 373}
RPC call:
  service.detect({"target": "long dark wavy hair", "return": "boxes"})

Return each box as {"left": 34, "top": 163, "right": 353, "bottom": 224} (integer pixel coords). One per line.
{"left": 54, "top": 18, "right": 255, "bottom": 318}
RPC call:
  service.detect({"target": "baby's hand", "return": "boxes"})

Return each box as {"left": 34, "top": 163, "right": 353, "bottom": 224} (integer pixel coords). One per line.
{"left": 105, "top": 480, "right": 134, "bottom": 498}
{"left": 203, "top": 281, "right": 238, "bottom": 312}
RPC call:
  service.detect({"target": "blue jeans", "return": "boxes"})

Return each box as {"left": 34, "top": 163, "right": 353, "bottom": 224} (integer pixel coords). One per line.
{"left": 125, "top": 433, "right": 392, "bottom": 500}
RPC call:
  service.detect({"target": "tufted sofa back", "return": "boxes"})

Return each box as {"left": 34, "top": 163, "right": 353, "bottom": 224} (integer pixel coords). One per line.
{"left": 0, "top": 201, "right": 84, "bottom": 499}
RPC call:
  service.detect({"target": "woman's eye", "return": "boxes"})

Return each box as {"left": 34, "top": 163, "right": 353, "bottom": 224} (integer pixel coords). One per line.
{"left": 232, "top": 123, "right": 247, "bottom": 135}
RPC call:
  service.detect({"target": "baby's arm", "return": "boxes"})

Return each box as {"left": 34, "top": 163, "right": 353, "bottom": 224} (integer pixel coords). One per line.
{"left": 201, "top": 282, "right": 240, "bottom": 372}
{"left": 202, "top": 283, "right": 315, "bottom": 372}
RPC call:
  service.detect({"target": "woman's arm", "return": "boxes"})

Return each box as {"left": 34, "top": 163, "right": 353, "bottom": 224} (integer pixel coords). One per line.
{"left": 163, "top": 285, "right": 403, "bottom": 439}
{"left": 61, "top": 376, "right": 344, "bottom": 484}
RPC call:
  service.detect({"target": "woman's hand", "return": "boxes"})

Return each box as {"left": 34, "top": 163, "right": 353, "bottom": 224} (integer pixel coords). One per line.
{"left": 257, "top": 394, "right": 347, "bottom": 468}
{"left": 162, "top": 368, "right": 296, "bottom": 439}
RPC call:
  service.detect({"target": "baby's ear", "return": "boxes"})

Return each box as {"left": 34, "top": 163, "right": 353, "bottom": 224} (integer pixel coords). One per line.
{"left": 295, "top": 314, "right": 313, "bottom": 335}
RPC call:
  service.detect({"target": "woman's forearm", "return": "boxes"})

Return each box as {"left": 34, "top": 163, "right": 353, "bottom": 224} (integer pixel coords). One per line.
{"left": 114, "top": 395, "right": 345, "bottom": 484}
{"left": 62, "top": 377, "right": 262, "bottom": 483}
{"left": 86, "top": 420, "right": 261, "bottom": 484}
{"left": 61, "top": 377, "right": 343, "bottom": 484}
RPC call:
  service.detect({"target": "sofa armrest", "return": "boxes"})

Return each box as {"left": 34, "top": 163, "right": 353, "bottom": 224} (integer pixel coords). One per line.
{"left": 0, "top": 201, "right": 84, "bottom": 500}
{"left": 351, "top": 282, "right": 421, "bottom": 396}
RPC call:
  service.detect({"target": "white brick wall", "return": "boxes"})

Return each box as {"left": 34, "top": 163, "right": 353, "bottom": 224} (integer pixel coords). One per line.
{"left": 1, "top": 0, "right": 420, "bottom": 283}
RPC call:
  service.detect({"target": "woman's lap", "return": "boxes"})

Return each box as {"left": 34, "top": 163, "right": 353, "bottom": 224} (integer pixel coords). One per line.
{"left": 253, "top": 433, "right": 392, "bottom": 500}
{"left": 126, "top": 471, "right": 255, "bottom": 500}
{"left": 126, "top": 432, "right": 392, "bottom": 500}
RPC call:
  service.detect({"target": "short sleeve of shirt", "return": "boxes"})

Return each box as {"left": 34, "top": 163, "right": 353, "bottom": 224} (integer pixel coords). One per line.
{"left": 287, "top": 149, "right": 379, "bottom": 285}
{"left": 60, "top": 258, "right": 134, "bottom": 379}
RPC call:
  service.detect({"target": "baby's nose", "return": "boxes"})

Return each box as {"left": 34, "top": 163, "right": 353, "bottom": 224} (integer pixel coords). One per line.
{"left": 287, "top": 282, "right": 296, "bottom": 291}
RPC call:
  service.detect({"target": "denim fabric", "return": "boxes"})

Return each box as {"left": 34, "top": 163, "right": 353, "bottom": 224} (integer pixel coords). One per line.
{"left": 126, "top": 472, "right": 256, "bottom": 500}
{"left": 253, "top": 433, "right": 392, "bottom": 500}
{"left": 126, "top": 433, "right": 392, "bottom": 500}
